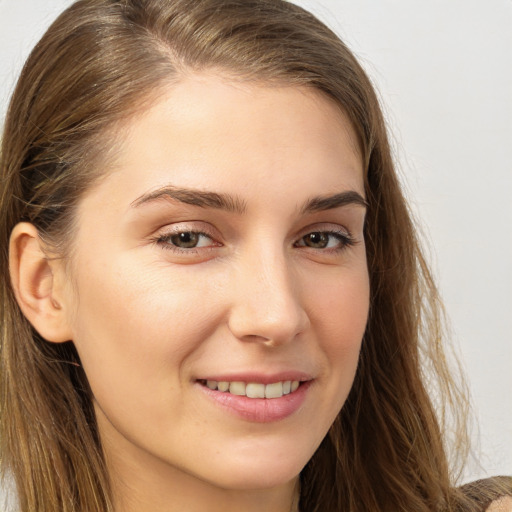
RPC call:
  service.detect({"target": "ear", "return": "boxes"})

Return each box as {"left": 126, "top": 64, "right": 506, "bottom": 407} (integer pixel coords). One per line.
{"left": 9, "top": 222, "right": 73, "bottom": 343}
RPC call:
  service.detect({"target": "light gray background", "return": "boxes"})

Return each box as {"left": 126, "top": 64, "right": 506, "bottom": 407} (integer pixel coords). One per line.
{"left": 1, "top": 0, "right": 510, "bottom": 486}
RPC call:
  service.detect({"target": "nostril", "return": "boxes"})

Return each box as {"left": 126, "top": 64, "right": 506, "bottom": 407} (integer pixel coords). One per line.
{"left": 239, "top": 333, "right": 272, "bottom": 343}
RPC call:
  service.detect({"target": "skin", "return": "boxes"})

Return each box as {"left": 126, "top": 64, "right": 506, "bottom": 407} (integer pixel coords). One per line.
{"left": 12, "top": 74, "right": 370, "bottom": 512}
{"left": 487, "top": 497, "right": 512, "bottom": 512}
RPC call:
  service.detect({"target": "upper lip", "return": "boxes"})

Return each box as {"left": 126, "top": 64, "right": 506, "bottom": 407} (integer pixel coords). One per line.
{"left": 196, "top": 371, "right": 314, "bottom": 384}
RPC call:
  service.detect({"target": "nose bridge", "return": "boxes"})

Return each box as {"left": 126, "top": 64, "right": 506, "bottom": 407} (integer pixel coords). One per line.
{"left": 228, "top": 242, "right": 309, "bottom": 344}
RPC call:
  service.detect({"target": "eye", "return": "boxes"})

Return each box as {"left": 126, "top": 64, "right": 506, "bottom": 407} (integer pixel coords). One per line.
{"left": 168, "top": 231, "right": 211, "bottom": 249}
{"left": 156, "top": 230, "right": 218, "bottom": 250}
{"left": 295, "top": 230, "right": 354, "bottom": 250}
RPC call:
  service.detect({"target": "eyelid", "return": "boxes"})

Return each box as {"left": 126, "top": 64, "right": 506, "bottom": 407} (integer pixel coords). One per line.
{"left": 153, "top": 221, "right": 218, "bottom": 238}
{"left": 296, "top": 222, "right": 352, "bottom": 239}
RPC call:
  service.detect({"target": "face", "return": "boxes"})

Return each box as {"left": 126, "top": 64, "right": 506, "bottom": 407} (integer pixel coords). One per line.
{"left": 60, "top": 74, "right": 369, "bottom": 495}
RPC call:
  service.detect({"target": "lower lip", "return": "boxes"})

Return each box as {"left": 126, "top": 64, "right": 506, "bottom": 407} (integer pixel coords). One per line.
{"left": 197, "top": 381, "right": 312, "bottom": 423}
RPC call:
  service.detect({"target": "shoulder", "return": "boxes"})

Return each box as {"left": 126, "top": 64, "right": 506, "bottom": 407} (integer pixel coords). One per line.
{"left": 486, "top": 496, "right": 512, "bottom": 512}
{"left": 459, "top": 476, "right": 512, "bottom": 512}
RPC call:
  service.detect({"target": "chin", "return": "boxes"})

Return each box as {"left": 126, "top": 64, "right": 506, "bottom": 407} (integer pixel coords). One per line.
{"left": 206, "top": 465, "right": 301, "bottom": 492}
{"left": 196, "top": 440, "right": 315, "bottom": 491}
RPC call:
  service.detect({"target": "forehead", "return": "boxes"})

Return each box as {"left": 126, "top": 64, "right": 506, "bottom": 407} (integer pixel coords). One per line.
{"left": 82, "top": 74, "right": 364, "bottom": 211}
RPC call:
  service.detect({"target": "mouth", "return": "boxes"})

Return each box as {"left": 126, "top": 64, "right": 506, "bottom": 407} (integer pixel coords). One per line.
{"left": 196, "top": 379, "right": 302, "bottom": 399}
{"left": 196, "top": 377, "right": 312, "bottom": 422}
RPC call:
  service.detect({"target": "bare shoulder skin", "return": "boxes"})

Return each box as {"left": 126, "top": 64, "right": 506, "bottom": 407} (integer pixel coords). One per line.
{"left": 486, "top": 496, "right": 512, "bottom": 512}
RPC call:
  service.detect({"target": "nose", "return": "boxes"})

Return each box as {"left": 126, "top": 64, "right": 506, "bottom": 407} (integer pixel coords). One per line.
{"left": 227, "top": 249, "right": 310, "bottom": 346}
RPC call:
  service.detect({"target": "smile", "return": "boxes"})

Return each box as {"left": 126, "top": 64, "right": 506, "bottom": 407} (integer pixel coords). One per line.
{"left": 199, "top": 379, "right": 301, "bottom": 399}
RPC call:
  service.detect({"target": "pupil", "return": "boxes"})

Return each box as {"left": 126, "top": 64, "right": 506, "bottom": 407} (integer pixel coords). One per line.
{"left": 171, "top": 232, "right": 199, "bottom": 248}
{"left": 306, "top": 232, "right": 328, "bottom": 248}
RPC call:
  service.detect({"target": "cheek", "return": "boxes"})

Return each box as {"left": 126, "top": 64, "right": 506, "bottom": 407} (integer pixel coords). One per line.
{"left": 66, "top": 255, "right": 222, "bottom": 412}
{"left": 307, "top": 258, "right": 369, "bottom": 344}
{"left": 305, "top": 258, "right": 369, "bottom": 396}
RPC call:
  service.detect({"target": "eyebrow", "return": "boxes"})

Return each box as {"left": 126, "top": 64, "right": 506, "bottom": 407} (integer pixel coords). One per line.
{"left": 300, "top": 190, "right": 367, "bottom": 213}
{"left": 131, "top": 185, "right": 367, "bottom": 214}
{"left": 131, "top": 185, "right": 247, "bottom": 214}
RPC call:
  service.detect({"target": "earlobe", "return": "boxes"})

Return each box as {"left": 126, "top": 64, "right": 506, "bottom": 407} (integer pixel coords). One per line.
{"left": 9, "top": 222, "right": 73, "bottom": 343}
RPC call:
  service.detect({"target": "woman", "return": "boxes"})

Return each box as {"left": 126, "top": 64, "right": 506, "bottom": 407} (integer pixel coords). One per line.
{"left": 0, "top": 1, "right": 510, "bottom": 511}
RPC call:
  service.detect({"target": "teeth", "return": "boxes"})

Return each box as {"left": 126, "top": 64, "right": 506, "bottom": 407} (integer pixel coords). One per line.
{"left": 229, "top": 381, "right": 246, "bottom": 395}
{"left": 206, "top": 380, "right": 217, "bottom": 390}
{"left": 265, "top": 381, "right": 283, "bottom": 398}
{"left": 217, "top": 381, "right": 229, "bottom": 392}
{"left": 203, "top": 379, "right": 301, "bottom": 398}
{"left": 246, "top": 383, "right": 265, "bottom": 398}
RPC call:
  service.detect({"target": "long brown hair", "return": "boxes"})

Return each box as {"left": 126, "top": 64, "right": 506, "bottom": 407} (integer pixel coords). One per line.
{"left": 0, "top": 1, "right": 480, "bottom": 510}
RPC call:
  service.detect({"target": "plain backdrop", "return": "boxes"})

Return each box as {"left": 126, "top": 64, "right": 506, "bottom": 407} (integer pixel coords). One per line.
{"left": 1, "top": 0, "right": 510, "bottom": 488}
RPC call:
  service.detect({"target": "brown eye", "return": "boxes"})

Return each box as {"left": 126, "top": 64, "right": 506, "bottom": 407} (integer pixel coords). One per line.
{"left": 302, "top": 232, "right": 329, "bottom": 248}
{"left": 169, "top": 232, "right": 202, "bottom": 248}
{"left": 156, "top": 229, "right": 219, "bottom": 253}
{"left": 295, "top": 230, "right": 354, "bottom": 251}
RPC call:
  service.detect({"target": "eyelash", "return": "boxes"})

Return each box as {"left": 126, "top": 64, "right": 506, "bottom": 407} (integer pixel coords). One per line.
{"left": 152, "top": 227, "right": 356, "bottom": 255}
